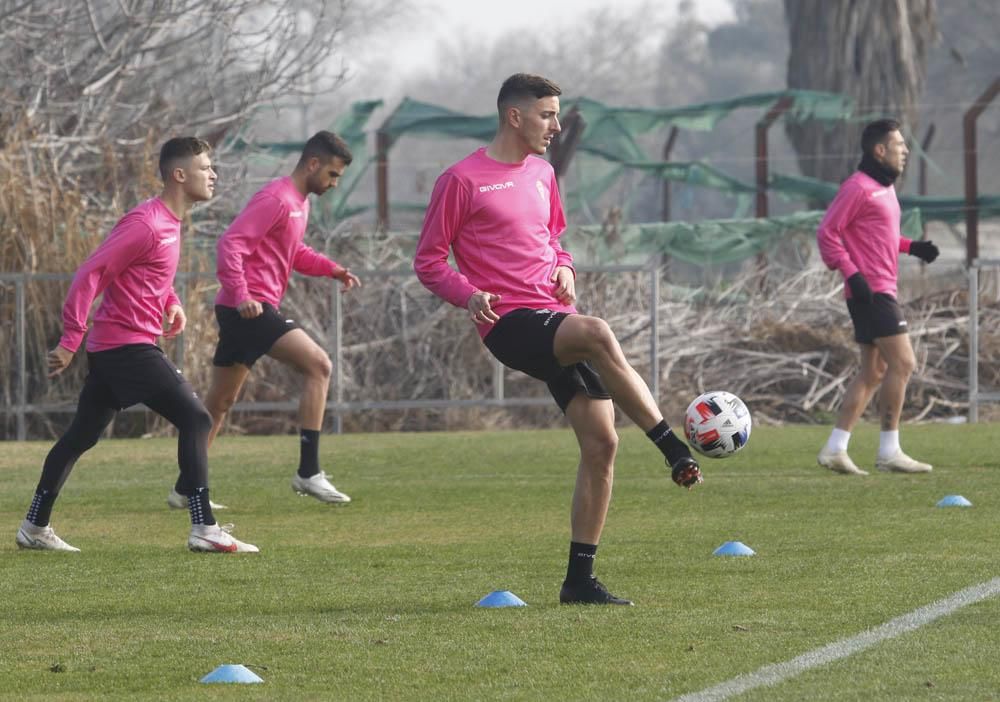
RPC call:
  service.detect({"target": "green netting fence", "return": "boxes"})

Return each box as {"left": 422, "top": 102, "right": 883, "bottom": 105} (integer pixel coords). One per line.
{"left": 228, "top": 91, "right": 996, "bottom": 267}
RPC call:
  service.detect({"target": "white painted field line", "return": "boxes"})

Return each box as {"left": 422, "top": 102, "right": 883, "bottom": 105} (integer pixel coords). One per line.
{"left": 673, "top": 577, "right": 1000, "bottom": 702}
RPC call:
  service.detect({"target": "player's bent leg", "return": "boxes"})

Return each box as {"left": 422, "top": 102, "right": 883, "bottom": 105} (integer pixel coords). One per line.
{"left": 268, "top": 330, "right": 351, "bottom": 502}
{"left": 203, "top": 363, "right": 251, "bottom": 446}
{"left": 553, "top": 315, "right": 660, "bottom": 431}
{"left": 559, "top": 394, "right": 632, "bottom": 606}
{"left": 267, "top": 329, "right": 332, "bottom": 430}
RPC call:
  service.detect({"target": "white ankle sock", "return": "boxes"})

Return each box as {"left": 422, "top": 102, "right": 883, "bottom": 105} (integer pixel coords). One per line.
{"left": 825, "top": 428, "right": 851, "bottom": 453}
{"left": 878, "top": 430, "right": 901, "bottom": 460}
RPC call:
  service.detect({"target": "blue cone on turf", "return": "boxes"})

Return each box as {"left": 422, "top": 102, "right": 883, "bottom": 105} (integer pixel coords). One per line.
{"left": 936, "top": 495, "right": 973, "bottom": 508}
{"left": 476, "top": 590, "right": 527, "bottom": 607}
{"left": 200, "top": 664, "right": 264, "bottom": 684}
{"left": 713, "top": 541, "right": 756, "bottom": 557}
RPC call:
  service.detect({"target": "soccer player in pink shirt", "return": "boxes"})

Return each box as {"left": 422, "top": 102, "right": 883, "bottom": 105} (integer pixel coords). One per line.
{"left": 185, "top": 131, "right": 360, "bottom": 506}
{"left": 816, "top": 119, "right": 939, "bottom": 476}
{"left": 16, "top": 137, "right": 258, "bottom": 554}
{"left": 414, "top": 74, "right": 702, "bottom": 606}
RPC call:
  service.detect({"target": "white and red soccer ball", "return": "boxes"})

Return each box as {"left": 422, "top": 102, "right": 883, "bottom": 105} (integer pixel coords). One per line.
{"left": 684, "top": 391, "right": 752, "bottom": 458}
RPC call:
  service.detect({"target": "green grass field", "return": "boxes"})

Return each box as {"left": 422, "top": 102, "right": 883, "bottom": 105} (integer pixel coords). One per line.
{"left": 2, "top": 423, "right": 998, "bottom": 701}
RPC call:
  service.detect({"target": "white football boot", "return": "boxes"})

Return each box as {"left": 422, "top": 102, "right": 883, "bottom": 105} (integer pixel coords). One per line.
{"left": 817, "top": 448, "right": 869, "bottom": 475}
{"left": 188, "top": 523, "right": 259, "bottom": 553}
{"left": 16, "top": 520, "right": 80, "bottom": 552}
{"left": 876, "top": 451, "right": 932, "bottom": 474}
{"left": 166, "top": 488, "right": 227, "bottom": 511}
{"left": 291, "top": 471, "right": 351, "bottom": 504}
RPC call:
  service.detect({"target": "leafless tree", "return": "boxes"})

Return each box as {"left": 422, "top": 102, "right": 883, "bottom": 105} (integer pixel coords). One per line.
{"left": 783, "top": 0, "right": 937, "bottom": 183}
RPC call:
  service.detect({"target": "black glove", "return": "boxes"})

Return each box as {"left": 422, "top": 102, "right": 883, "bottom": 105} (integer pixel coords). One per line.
{"left": 671, "top": 456, "right": 703, "bottom": 490}
{"left": 846, "top": 272, "right": 873, "bottom": 304}
{"left": 909, "top": 240, "right": 939, "bottom": 264}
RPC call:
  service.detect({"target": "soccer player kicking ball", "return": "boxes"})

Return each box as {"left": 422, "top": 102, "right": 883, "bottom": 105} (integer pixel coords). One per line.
{"left": 816, "top": 119, "right": 939, "bottom": 476}
{"left": 17, "top": 137, "right": 258, "bottom": 554}
{"left": 414, "top": 74, "right": 702, "bottom": 606}
{"left": 168, "top": 131, "right": 360, "bottom": 508}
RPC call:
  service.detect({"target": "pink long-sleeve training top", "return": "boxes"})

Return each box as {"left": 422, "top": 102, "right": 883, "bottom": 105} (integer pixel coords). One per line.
{"left": 413, "top": 148, "right": 575, "bottom": 338}
{"left": 215, "top": 176, "right": 340, "bottom": 308}
{"left": 59, "top": 197, "right": 182, "bottom": 353}
{"left": 817, "top": 170, "right": 913, "bottom": 299}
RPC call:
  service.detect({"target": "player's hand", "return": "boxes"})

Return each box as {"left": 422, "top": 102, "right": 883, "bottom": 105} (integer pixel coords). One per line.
{"left": 237, "top": 299, "right": 263, "bottom": 319}
{"left": 467, "top": 291, "right": 502, "bottom": 325}
{"left": 551, "top": 265, "right": 576, "bottom": 305}
{"left": 333, "top": 267, "right": 362, "bottom": 291}
{"left": 671, "top": 456, "right": 703, "bottom": 490}
{"left": 163, "top": 304, "right": 187, "bottom": 338}
{"left": 909, "top": 240, "right": 939, "bottom": 264}
{"left": 47, "top": 345, "right": 75, "bottom": 378}
{"left": 846, "top": 272, "right": 873, "bottom": 304}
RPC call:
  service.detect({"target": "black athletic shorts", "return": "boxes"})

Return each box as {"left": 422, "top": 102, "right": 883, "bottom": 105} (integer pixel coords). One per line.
{"left": 213, "top": 303, "right": 301, "bottom": 368}
{"left": 83, "top": 343, "right": 187, "bottom": 410}
{"left": 483, "top": 308, "right": 611, "bottom": 412}
{"left": 847, "top": 293, "right": 908, "bottom": 344}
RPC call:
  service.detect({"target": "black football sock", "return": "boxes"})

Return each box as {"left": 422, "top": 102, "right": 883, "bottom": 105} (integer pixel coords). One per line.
{"left": 565, "top": 541, "right": 598, "bottom": 583}
{"left": 188, "top": 487, "right": 216, "bottom": 526}
{"left": 26, "top": 489, "right": 57, "bottom": 528}
{"left": 298, "top": 429, "right": 321, "bottom": 478}
{"left": 646, "top": 420, "right": 692, "bottom": 465}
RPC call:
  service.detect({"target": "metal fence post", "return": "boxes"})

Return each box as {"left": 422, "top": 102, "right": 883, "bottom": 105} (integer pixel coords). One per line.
{"left": 331, "top": 283, "right": 343, "bottom": 434}
{"left": 16, "top": 276, "right": 27, "bottom": 441}
{"left": 649, "top": 254, "right": 661, "bottom": 402}
{"left": 174, "top": 272, "right": 187, "bottom": 370}
{"left": 968, "top": 262, "right": 979, "bottom": 423}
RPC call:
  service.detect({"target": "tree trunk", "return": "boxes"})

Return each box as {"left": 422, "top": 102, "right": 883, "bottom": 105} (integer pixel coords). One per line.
{"left": 784, "top": 0, "right": 936, "bottom": 183}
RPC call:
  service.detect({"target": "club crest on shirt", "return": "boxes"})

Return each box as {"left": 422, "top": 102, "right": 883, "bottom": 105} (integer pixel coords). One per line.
{"left": 158, "top": 236, "right": 178, "bottom": 246}
{"left": 288, "top": 210, "right": 304, "bottom": 218}
{"left": 536, "top": 180, "right": 548, "bottom": 201}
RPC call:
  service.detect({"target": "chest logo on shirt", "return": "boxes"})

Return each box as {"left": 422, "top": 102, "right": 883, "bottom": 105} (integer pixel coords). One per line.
{"left": 535, "top": 180, "right": 548, "bottom": 202}
{"left": 158, "top": 236, "right": 178, "bottom": 246}
{"left": 479, "top": 181, "right": 515, "bottom": 193}
{"left": 289, "top": 210, "right": 304, "bottom": 218}
{"left": 870, "top": 189, "right": 890, "bottom": 199}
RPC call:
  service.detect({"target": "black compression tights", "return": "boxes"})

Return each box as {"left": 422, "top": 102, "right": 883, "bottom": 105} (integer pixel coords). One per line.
{"left": 37, "top": 381, "right": 212, "bottom": 497}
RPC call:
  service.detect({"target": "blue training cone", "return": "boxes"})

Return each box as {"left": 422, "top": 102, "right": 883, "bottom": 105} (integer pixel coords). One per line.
{"left": 200, "top": 664, "right": 264, "bottom": 684}
{"left": 475, "top": 590, "right": 527, "bottom": 607}
{"left": 713, "top": 541, "right": 756, "bottom": 557}
{"left": 936, "top": 495, "right": 973, "bottom": 507}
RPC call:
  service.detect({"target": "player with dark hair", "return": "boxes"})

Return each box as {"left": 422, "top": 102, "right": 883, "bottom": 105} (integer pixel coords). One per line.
{"left": 414, "top": 73, "right": 701, "bottom": 606}
{"left": 168, "top": 130, "right": 360, "bottom": 508}
{"left": 816, "top": 118, "right": 939, "bottom": 475}
{"left": 17, "top": 137, "right": 258, "bottom": 553}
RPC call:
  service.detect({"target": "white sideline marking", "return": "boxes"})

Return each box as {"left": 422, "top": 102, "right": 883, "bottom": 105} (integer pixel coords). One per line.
{"left": 673, "top": 577, "right": 1000, "bottom": 702}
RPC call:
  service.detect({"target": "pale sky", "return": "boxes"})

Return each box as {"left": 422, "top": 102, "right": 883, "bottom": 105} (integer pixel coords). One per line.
{"left": 369, "top": 0, "right": 736, "bottom": 84}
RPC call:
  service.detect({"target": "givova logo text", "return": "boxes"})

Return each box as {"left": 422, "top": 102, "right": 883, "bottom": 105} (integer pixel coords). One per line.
{"left": 479, "top": 181, "right": 515, "bottom": 193}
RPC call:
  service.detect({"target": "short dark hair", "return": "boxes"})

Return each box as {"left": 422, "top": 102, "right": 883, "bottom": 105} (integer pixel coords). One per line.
{"left": 159, "top": 137, "right": 211, "bottom": 182}
{"left": 299, "top": 131, "right": 353, "bottom": 166}
{"left": 497, "top": 73, "right": 562, "bottom": 117}
{"left": 861, "top": 119, "right": 902, "bottom": 156}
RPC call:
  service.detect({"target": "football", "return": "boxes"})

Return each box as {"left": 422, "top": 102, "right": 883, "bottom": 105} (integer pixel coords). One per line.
{"left": 684, "top": 391, "right": 752, "bottom": 458}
